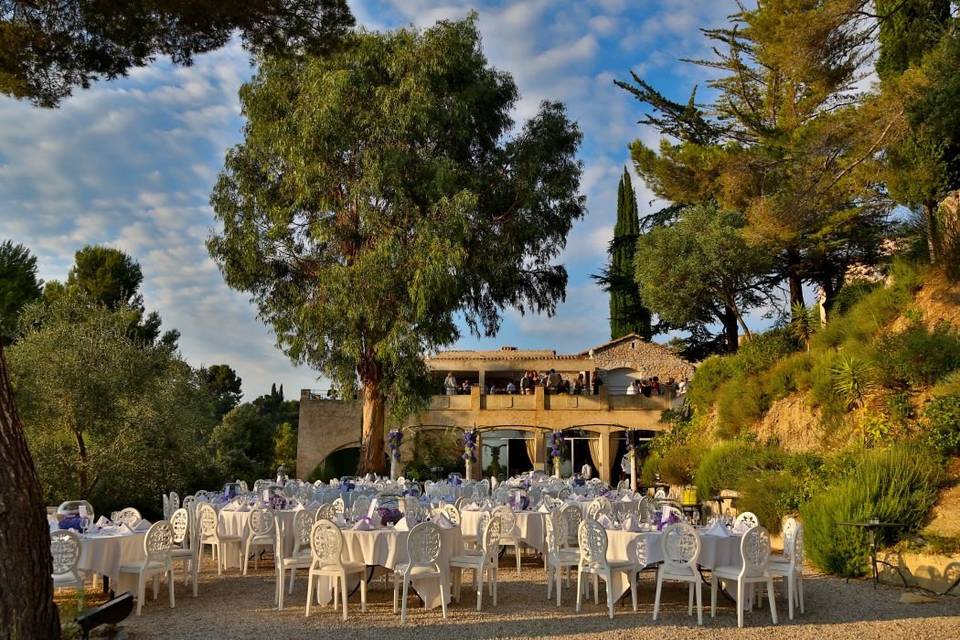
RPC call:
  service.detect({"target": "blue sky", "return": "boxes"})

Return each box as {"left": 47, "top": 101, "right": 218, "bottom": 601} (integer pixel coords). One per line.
{"left": 0, "top": 0, "right": 741, "bottom": 400}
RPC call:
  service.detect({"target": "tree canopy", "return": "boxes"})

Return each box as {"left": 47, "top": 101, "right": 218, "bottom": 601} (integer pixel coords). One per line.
{"left": 200, "top": 363, "right": 243, "bottom": 421}
{"left": 0, "top": 0, "right": 355, "bottom": 107}
{"left": 0, "top": 239, "right": 42, "bottom": 343}
{"left": 208, "top": 16, "right": 585, "bottom": 473}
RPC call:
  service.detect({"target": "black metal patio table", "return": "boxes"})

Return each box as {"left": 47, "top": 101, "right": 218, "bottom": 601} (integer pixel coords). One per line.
{"left": 837, "top": 520, "right": 907, "bottom": 588}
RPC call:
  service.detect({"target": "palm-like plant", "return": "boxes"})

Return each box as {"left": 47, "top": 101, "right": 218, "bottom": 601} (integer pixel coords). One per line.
{"left": 789, "top": 302, "right": 820, "bottom": 351}
{"left": 832, "top": 353, "right": 875, "bottom": 410}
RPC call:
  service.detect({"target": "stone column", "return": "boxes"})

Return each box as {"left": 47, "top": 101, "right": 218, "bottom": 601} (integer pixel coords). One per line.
{"left": 532, "top": 430, "right": 546, "bottom": 472}
{"left": 599, "top": 431, "right": 612, "bottom": 486}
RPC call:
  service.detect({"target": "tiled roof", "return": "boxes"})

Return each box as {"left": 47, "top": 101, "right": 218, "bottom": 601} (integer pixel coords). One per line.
{"left": 428, "top": 349, "right": 588, "bottom": 361}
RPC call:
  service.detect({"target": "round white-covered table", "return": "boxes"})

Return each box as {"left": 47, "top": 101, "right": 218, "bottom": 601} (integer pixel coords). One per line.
{"left": 460, "top": 509, "right": 545, "bottom": 553}
{"left": 78, "top": 530, "right": 146, "bottom": 593}
{"left": 603, "top": 528, "right": 743, "bottom": 601}
{"left": 316, "top": 524, "right": 462, "bottom": 609}
{"left": 217, "top": 507, "right": 301, "bottom": 568}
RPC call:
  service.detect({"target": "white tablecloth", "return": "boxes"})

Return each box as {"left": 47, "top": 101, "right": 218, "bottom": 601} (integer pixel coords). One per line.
{"left": 78, "top": 531, "right": 146, "bottom": 593}
{"left": 218, "top": 508, "right": 300, "bottom": 568}
{"left": 461, "top": 509, "right": 545, "bottom": 552}
{"left": 317, "top": 525, "right": 462, "bottom": 609}
{"left": 604, "top": 529, "right": 742, "bottom": 600}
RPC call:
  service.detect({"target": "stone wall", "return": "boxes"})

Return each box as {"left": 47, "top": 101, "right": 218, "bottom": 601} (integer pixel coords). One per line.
{"left": 589, "top": 336, "right": 695, "bottom": 381}
{"left": 296, "top": 391, "right": 363, "bottom": 477}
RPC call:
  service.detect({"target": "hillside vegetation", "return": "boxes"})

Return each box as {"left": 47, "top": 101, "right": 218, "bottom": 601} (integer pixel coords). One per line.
{"left": 642, "top": 263, "right": 960, "bottom": 576}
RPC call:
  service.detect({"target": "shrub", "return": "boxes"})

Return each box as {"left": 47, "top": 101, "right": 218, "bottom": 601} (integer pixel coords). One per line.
{"left": 874, "top": 321, "right": 960, "bottom": 388}
{"left": 715, "top": 377, "right": 765, "bottom": 438}
{"left": 658, "top": 444, "right": 703, "bottom": 485}
{"left": 738, "top": 473, "right": 795, "bottom": 534}
{"left": 831, "top": 280, "right": 882, "bottom": 317}
{"left": 801, "top": 445, "right": 943, "bottom": 577}
{"left": 922, "top": 395, "right": 960, "bottom": 456}
{"left": 686, "top": 356, "right": 734, "bottom": 411}
{"left": 694, "top": 441, "right": 784, "bottom": 500}
{"left": 640, "top": 452, "right": 662, "bottom": 485}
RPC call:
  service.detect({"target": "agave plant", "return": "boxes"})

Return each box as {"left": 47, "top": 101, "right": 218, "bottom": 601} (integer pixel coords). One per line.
{"left": 832, "top": 352, "right": 875, "bottom": 410}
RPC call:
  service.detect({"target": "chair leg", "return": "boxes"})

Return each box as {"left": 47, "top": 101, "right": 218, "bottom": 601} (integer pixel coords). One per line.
{"left": 606, "top": 571, "right": 614, "bottom": 619}
{"left": 556, "top": 565, "right": 563, "bottom": 607}
{"left": 695, "top": 580, "right": 702, "bottom": 626}
{"left": 243, "top": 539, "right": 250, "bottom": 575}
{"left": 393, "top": 574, "right": 399, "bottom": 614}
{"left": 798, "top": 574, "right": 805, "bottom": 613}
{"left": 401, "top": 576, "right": 411, "bottom": 624}
{"left": 688, "top": 582, "right": 693, "bottom": 616}
{"left": 476, "top": 566, "right": 484, "bottom": 611}
{"left": 576, "top": 569, "right": 583, "bottom": 613}
{"left": 766, "top": 579, "right": 778, "bottom": 624}
{"left": 305, "top": 574, "right": 313, "bottom": 617}
{"left": 787, "top": 575, "right": 794, "bottom": 620}
{"left": 216, "top": 543, "right": 222, "bottom": 576}
{"left": 653, "top": 570, "right": 663, "bottom": 621}
{"left": 515, "top": 543, "right": 521, "bottom": 576}
{"left": 136, "top": 573, "right": 145, "bottom": 616}
{"left": 710, "top": 576, "right": 717, "bottom": 618}
{"left": 440, "top": 576, "right": 449, "bottom": 619}
{"left": 340, "top": 574, "right": 348, "bottom": 621}
{"left": 153, "top": 575, "right": 159, "bottom": 600}
{"left": 546, "top": 563, "right": 553, "bottom": 600}
{"left": 492, "top": 567, "right": 498, "bottom": 606}
{"left": 629, "top": 570, "right": 637, "bottom": 612}
{"left": 736, "top": 582, "right": 744, "bottom": 628}
{"left": 168, "top": 569, "right": 175, "bottom": 609}
{"left": 360, "top": 573, "right": 367, "bottom": 612}
{"left": 593, "top": 574, "right": 599, "bottom": 604}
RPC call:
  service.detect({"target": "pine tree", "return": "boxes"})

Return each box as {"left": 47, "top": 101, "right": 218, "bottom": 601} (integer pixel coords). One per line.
{"left": 603, "top": 169, "right": 652, "bottom": 340}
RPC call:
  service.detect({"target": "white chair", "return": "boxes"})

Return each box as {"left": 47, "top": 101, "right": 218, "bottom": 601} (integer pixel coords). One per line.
{"left": 711, "top": 525, "right": 778, "bottom": 628}
{"left": 734, "top": 511, "right": 759, "bottom": 531}
{"left": 438, "top": 503, "right": 461, "bottom": 526}
{"left": 449, "top": 515, "right": 500, "bottom": 611}
{"left": 544, "top": 511, "right": 579, "bottom": 606}
{"left": 305, "top": 519, "right": 367, "bottom": 620}
{"left": 331, "top": 497, "right": 346, "bottom": 520}
{"left": 51, "top": 530, "right": 84, "bottom": 590}
{"left": 113, "top": 507, "right": 142, "bottom": 528}
{"left": 586, "top": 497, "right": 611, "bottom": 521}
{"left": 560, "top": 504, "right": 582, "bottom": 550}
{"left": 315, "top": 503, "right": 336, "bottom": 521}
{"left": 653, "top": 522, "right": 703, "bottom": 625}
{"left": 169, "top": 508, "right": 198, "bottom": 597}
{"left": 162, "top": 494, "right": 171, "bottom": 520}
{"left": 636, "top": 496, "right": 656, "bottom": 524}
{"left": 492, "top": 505, "right": 522, "bottom": 575}
{"left": 768, "top": 521, "right": 805, "bottom": 619}
{"left": 242, "top": 507, "right": 276, "bottom": 575}
{"left": 197, "top": 503, "right": 242, "bottom": 575}
{"left": 277, "top": 509, "right": 315, "bottom": 609}
{"left": 575, "top": 519, "right": 639, "bottom": 618}
{"left": 392, "top": 521, "right": 448, "bottom": 623}
{"left": 119, "top": 521, "right": 175, "bottom": 616}
{"left": 169, "top": 492, "right": 180, "bottom": 511}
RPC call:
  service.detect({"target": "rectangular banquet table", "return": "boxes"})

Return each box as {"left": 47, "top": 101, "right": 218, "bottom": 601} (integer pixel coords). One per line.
{"left": 460, "top": 509, "right": 545, "bottom": 553}
{"left": 217, "top": 507, "right": 301, "bottom": 568}
{"left": 78, "top": 530, "right": 147, "bottom": 593}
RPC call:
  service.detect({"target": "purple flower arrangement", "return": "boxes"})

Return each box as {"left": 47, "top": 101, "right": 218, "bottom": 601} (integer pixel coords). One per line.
{"left": 59, "top": 515, "right": 85, "bottom": 531}
{"left": 548, "top": 432, "right": 564, "bottom": 461}
{"left": 462, "top": 430, "right": 478, "bottom": 462}
{"left": 387, "top": 429, "right": 403, "bottom": 460}
{"left": 377, "top": 507, "right": 403, "bottom": 526}
{"left": 449, "top": 473, "right": 462, "bottom": 486}
{"left": 339, "top": 479, "right": 355, "bottom": 493}
{"left": 268, "top": 493, "right": 288, "bottom": 510}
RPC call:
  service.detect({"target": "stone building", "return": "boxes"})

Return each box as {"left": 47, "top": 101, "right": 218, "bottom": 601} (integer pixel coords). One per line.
{"left": 297, "top": 333, "right": 694, "bottom": 484}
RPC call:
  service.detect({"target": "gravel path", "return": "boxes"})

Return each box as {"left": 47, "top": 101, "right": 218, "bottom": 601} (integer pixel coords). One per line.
{"left": 119, "top": 554, "right": 959, "bottom": 639}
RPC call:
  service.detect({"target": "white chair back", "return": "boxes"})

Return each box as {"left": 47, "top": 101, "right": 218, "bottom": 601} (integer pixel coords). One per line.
{"left": 734, "top": 511, "right": 759, "bottom": 530}
{"left": 351, "top": 495, "right": 371, "bottom": 521}
{"left": 586, "top": 497, "right": 611, "bottom": 521}
{"left": 248, "top": 507, "right": 275, "bottom": 538}
{"left": 197, "top": 503, "right": 219, "bottom": 539}
{"left": 144, "top": 521, "right": 174, "bottom": 564}
{"left": 310, "top": 519, "right": 345, "bottom": 570}
{"left": 439, "top": 503, "right": 460, "bottom": 526}
{"left": 740, "top": 525, "right": 772, "bottom": 578}
{"left": 407, "top": 521, "right": 442, "bottom": 571}
{"left": 114, "top": 507, "right": 141, "bottom": 527}
{"left": 162, "top": 494, "right": 171, "bottom": 520}
{"left": 169, "top": 492, "right": 180, "bottom": 511}
{"left": 50, "top": 530, "right": 81, "bottom": 577}
{"left": 661, "top": 522, "right": 701, "bottom": 574}
{"left": 169, "top": 508, "right": 190, "bottom": 546}
{"left": 560, "top": 504, "right": 581, "bottom": 547}
{"left": 636, "top": 496, "right": 656, "bottom": 523}
{"left": 545, "top": 510, "right": 567, "bottom": 555}
{"left": 577, "top": 519, "right": 609, "bottom": 571}
{"left": 290, "top": 509, "right": 316, "bottom": 556}
{"left": 331, "top": 497, "right": 345, "bottom": 518}
{"left": 491, "top": 505, "right": 516, "bottom": 537}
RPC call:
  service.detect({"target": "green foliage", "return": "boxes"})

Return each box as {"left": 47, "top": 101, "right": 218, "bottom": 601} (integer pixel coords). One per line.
{"left": 921, "top": 394, "right": 960, "bottom": 456}
{"left": 596, "top": 168, "right": 652, "bottom": 340}
{"left": 634, "top": 204, "right": 774, "bottom": 353}
{"left": 0, "top": 240, "right": 43, "bottom": 342}
{"left": 800, "top": 446, "right": 943, "bottom": 577}
{"left": 273, "top": 422, "right": 298, "bottom": 476}
{"left": 0, "top": 0, "right": 355, "bottom": 107}
{"left": 874, "top": 321, "right": 960, "bottom": 388}
{"left": 694, "top": 441, "right": 784, "bottom": 501}
{"left": 875, "top": 0, "right": 951, "bottom": 81}
{"left": 199, "top": 364, "right": 243, "bottom": 420}
{"left": 737, "top": 473, "right": 796, "bottom": 535}
{"left": 657, "top": 444, "right": 703, "bottom": 486}
{"left": 207, "top": 16, "right": 585, "bottom": 473}
{"left": 308, "top": 447, "right": 359, "bottom": 483}
{"left": 404, "top": 430, "right": 464, "bottom": 480}
{"left": 211, "top": 404, "right": 275, "bottom": 482}
{"left": 832, "top": 353, "right": 875, "bottom": 410}
{"left": 9, "top": 293, "right": 214, "bottom": 517}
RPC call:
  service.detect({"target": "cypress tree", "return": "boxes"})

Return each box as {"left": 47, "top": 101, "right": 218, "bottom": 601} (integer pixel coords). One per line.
{"left": 607, "top": 169, "right": 652, "bottom": 340}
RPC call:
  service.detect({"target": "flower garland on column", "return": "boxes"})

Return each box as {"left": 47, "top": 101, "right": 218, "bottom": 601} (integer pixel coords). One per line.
{"left": 548, "top": 431, "right": 564, "bottom": 478}
{"left": 462, "top": 429, "right": 478, "bottom": 478}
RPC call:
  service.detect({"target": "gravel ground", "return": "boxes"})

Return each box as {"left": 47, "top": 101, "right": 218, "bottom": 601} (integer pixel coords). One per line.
{"left": 118, "top": 554, "right": 960, "bottom": 640}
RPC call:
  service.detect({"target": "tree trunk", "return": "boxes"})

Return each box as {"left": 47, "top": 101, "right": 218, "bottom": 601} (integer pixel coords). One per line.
{"left": 358, "top": 383, "right": 387, "bottom": 476}
{"left": 0, "top": 343, "right": 61, "bottom": 639}
{"left": 721, "top": 305, "right": 739, "bottom": 353}
{"left": 818, "top": 278, "right": 837, "bottom": 326}
{"left": 786, "top": 252, "right": 805, "bottom": 314}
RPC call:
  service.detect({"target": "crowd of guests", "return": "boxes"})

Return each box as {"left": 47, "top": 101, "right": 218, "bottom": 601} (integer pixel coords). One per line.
{"left": 441, "top": 369, "right": 693, "bottom": 397}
